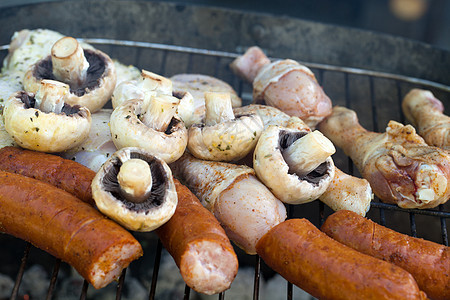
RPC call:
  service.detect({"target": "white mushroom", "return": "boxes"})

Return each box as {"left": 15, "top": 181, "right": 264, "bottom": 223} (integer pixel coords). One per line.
{"left": 233, "top": 104, "right": 291, "bottom": 129}
{"left": 23, "top": 36, "right": 116, "bottom": 113}
{"left": 110, "top": 94, "right": 188, "bottom": 164}
{"left": 171, "top": 73, "right": 243, "bottom": 125}
{"left": 91, "top": 147, "right": 177, "bottom": 232}
{"left": 112, "top": 70, "right": 196, "bottom": 127}
{"left": 253, "top": 120, "right": 335, "bottom": 204}
{"left": 3, "top": 80, "right": 91, "bottom": 153}
{"left": 188, "top": 92, "right": 264, "bottom": 162}
{"left": 236, "top": 105, "right": 373, "bottom": 213}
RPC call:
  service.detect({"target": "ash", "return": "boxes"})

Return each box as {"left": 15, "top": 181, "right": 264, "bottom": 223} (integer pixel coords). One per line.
{"left": 0, "top": 250, "right": 314, "bottom": 300}
{"left": 0, "top": 274, "right": 14, "bottom": 299}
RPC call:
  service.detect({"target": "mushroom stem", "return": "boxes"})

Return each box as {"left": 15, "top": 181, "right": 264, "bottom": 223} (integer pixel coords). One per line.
{"left": 117, "top": 158, "right": 153, "bottom": 203}
{"left": 204, "top": 92, "right": 235, "bottom": 126}
{"left": 140, "top": 70, "right": 173, "bottom": 95}
{"left": 34, "top": 79, "right": 69, "bottom": 114}
{"left": 283, "top": 130, "right": 335, "bottom": 177}
{"left": 141, "top": 95, "right": 180, "bottom": 132}
{"left": 51, "top": 37, "right": 89, "bottom": 89}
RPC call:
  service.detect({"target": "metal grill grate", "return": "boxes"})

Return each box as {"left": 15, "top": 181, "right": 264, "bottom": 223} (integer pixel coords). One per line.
{"left": 1, "top": 39, "right": 449, "bottom": 300}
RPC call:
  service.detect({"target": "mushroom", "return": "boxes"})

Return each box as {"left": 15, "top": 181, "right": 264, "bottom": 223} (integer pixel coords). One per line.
{"left": 23, "top": 36, "right": 116, "bottom": 113}
{"left": 0, "top": 106, "right": 16, "bottom": 149}
{"left": 91, "top": 147, "right": 177, "bottom": 232}
{"left": 188, "top": 92, "right": 264, "bottom": 162}
{"left": 253, "top": 118, "right": 336, "bottom": 204}
{"left": 110, "top": 91, "right": 188, "bottom": 164}
{"left": 112, "top": 70, "right": 196, "bottom": 127}
{"left": 3, "top": 79, "right": 91, "bottom": 152}
{"left": 170, "top": 73, "right": 243, "bottom": 125}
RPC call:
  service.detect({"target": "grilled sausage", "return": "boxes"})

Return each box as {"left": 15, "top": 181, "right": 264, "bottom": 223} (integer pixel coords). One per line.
{"left": 0, "top": 170, "right": 143, "bottom": 289}
{"left": 321, "top": 210, "right": 449, "bottom": 300}
{"left": 0, "top": 146, "right": 96, "bottom": 205}
{"left": 155, "top": 179, "right": 238, "bottom": 295}
{"left": 256, "top": 218, "right": 427, "bottom": 300}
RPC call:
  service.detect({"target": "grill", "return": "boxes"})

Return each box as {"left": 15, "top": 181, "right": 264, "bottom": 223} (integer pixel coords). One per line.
{"left": 0, "top": 1, "right": 449, "bottom": 300}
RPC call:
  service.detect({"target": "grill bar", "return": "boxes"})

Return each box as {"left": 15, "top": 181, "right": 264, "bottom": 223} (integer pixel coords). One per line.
{"left": 2, "top": 39, "right": 449, "bottom": 300}
{"left": 253, "top": 255, "right": 261, "bottom": 300}
{"left": 10, "top": 243, "right": 31, "bottom": 300}
{"left": 116, "top": 269, "right": 127, "bottom": 300}
{"left": 148, "top": 239, "right": 163, "bottom": 300}
{"left": 46, "top": 258, "right": 61, "bottom": 300}
{"left": 80, "top": 279, "right": 89, "bottom": 300}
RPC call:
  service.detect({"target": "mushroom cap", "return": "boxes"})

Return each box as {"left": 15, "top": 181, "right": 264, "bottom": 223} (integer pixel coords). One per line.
{"left": 233, "top": 104, "right": 290, "bottom": 129}
{"left": 171, "top": 74, "right": 242, "bottom": 124}
{"left": 253, "top": 125, "right": 335, "bottom": 204}
{"left": 187, "top": 113, "right": 264, "bottom": 162}
{"left": 23, "top": 48, "right": 116, "bottom": 113}
{"left": 91, "top": 147, "right": 177, "bottom": 232}
{"left": 0, "top": 107, "right": 16, "bottom": 149}
{"left": 110, "top": 99, "right": 188, "bottom": 163}
{"left": 3, "top": 91, "right": 91, "bottom": 153}
{"left": 111, "top": 80, "right": 144, "bottom": 109}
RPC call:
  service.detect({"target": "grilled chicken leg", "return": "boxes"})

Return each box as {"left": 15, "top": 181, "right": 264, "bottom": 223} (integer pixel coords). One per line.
{"left": 170, "top": 152, "right": 286, "bottom": 254}
{"left": 319, "top": 106, "right": 450, "bottom": 209}
{"left": 402, "top": 89, "right": 450, "bottom": 151}
{"left": 230, "top": 46, "right": 332, "bottom": 128}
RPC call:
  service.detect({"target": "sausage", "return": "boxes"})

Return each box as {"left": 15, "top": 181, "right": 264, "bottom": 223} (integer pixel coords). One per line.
{"left": 321, "top": 210, "right": 449, "bottom": 300}
{"left": 0, "top": 170, "right": 143, "bottom": 289}
{"left": 255, "top": 218, "right": 427, "bottom": 300}
{"left": 0, "top": 146, "right": 96, "bottom": 205}
{"left": 155, "top": 179, "right": 238, "bottom": 295}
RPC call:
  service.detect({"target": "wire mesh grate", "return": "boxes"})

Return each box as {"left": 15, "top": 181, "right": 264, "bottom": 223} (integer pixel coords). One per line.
{"left": 1, "top": 39, "right": 449, "bottom": 300}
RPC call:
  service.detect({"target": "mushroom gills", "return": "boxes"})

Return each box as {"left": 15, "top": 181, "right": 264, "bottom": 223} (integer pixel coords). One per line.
{"left": 279, "top": 130, "right": 333, "bottom": 183}
{"left": 102, "top": 153, "right": 168, "bottom": 212}
{"left": 32, "top": 50, "right": 106, "bottom": 97}
{"left": 18, "top": 91, "right": 85, "bottom": 117}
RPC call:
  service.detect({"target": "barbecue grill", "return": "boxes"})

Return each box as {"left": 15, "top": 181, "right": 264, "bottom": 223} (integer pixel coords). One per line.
{"left": 0, "top": 1, "right": 449, "bottom": 299}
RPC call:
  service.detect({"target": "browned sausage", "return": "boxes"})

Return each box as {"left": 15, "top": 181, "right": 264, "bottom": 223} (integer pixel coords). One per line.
{"left": 256, "top": 218, "right": 427, "bottom": 300}
{"left": 321, "top": 210, "right": 449, "bottom": 300}
{"left": 0, "top": 170, "right": 143, "bottom": 289}
{"left": 155, "top": 179, "right": 238, "bottom": 295}
{"left": 0, "top": 146, "right": 95, "bottom": 205}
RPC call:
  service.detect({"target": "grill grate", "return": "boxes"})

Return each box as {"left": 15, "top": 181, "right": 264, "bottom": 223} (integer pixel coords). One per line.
{"left": 1, "top": 39, "right": 449, "bottom": 300}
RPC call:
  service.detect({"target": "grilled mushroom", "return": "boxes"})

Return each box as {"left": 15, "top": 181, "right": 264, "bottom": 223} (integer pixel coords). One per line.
{"left": 110, "top": 93, "right": 188, "bottom": 163}
{"left": 91, "top": 147, "right": 177, "bottom": 231}
{"left": 253, "top": 118, "right": 335, "bottom": 204}
{"left": 112, "top": 70, "right": 195, "bottom": 127}
{"left": 23, "top": 36, "right": 116, "bottom": 113}
{"left": 188, "top": 92, "right": 264, "bottom": 162}
{"left": 171, "top": 73, "right": 243, "bottom": 125}
{"left": 3, "top": 79, "right": 91, "bottom": 152}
